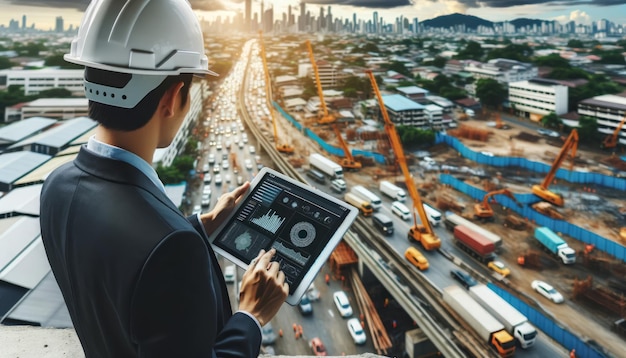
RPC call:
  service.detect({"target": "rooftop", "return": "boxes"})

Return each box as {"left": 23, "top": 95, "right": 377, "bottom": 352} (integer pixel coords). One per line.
{"left": 381, "top": 94, "right": 424, "bottom": 112}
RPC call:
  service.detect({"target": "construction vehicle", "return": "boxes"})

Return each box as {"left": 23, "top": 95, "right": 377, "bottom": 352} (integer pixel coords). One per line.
{"left": 534, "top": 227, "right": 576, "bottom": 264}
{"left": 305, "top": 40, "right": 335, "bottom": 125}
{"left": 445, "top": 211, "right": 502, "bottom": 249}
{"left": 601, "top": 114, "right": 626, "bottom": 149}
{"left": 474, "top": 189, "right": 521, "bottom": 221}
{"left": 366, "top": 70, "right": 441, "bottom": 251}
{"left": 258, "top": 31, "right": 293, "bottom": 153}
{"left": 531, "top": 129, "right": 578, "bottom": 207}
{"left": 332, "top": 124, "right": 361, "bottom": 170}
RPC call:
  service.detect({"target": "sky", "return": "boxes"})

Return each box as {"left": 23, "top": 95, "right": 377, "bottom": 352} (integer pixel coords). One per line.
{"left": 0, "top": 0, "right": 624, "bottom": 31}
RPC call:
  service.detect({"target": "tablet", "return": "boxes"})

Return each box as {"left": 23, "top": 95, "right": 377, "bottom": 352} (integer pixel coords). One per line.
{"left": 208, "top": 167, "right": 358, "bottom": 305}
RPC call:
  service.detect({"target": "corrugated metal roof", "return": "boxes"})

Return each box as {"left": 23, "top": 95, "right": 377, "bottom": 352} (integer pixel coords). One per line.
{"left": 69, "top": 128, "right": 95, "bottom": 146}
{"left": 0, "top": 217, "right": 40, "bottom": 276}
{"left": 381, "top": 94, "right": 424, "bottom": 112}
{"left": 0, "top": 184, "right": 43, "bottom": 217}
{"left": 0, "top": 117, "right": 57, "bottom": 143}
{"left": 14, "top": 154, "right": 76, "bottom": 186}
{"left": 2, "top": 271, "right": 72, "bottom": 328}
{"left": 0, "top": 152, "right": 51, "bottom": 184}
{"left": 0, "top": 237, "right": 49, "bottom": 289}
{"left": 9, "top": 117, "right": 97, "bottom": 149}
{"left": 397, "top": 86, "right": 429, "bottom": 95}
{"left": 25, "top": 98, "right": 88, "bottom": 107}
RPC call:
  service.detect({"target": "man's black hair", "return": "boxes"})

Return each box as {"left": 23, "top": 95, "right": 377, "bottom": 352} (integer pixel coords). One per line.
{"left": 86, "top": 68, "right": 193, "bottom": 131}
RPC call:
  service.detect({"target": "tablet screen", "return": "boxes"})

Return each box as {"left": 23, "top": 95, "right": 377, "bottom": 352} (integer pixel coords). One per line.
{"left": 210, "top": 168, "right": 356, "bottom": 303}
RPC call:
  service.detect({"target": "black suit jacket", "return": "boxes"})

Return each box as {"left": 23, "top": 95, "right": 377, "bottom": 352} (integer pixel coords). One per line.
{"left": 40, "top": 147, "right": 261, "bottom": 358}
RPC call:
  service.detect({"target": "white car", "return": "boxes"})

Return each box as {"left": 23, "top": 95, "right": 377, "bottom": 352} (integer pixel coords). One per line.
{"left": 333, "top": 291, "right": 353, "bottom": 317}
{"left": 347, "top": 318, "right": 366, "bottom": 345}
{"left": 223, "top": 265, "right": 235, "bottom": 283}
{"left": 531, "top": 280, "right": 564, "bottom": 303}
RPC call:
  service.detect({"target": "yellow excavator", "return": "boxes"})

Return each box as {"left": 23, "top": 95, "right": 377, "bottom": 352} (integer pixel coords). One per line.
{"left": 474, "top": 188, "right": 521, "bottom": 221}
{"left": 366, "top": 70, "right": 440, "bottom": 251}
{"left": 305, "top": 40, "right": 335, "bottom": 125}
{"left": 532, "top": 129, "right": 578, "bottom": 207}
{"left": 332, "top": 124, "right": 361, "bottom": 170}
{"left": 259, "top": 31, "right": 293, "bottom": 154}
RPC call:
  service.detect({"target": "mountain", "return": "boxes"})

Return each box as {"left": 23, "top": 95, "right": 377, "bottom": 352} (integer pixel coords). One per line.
{"left": 507, "top": 18, "right": 553, "bottom": 28}
{"left": 421, "top": 13, "right": 493, "bottom": 30}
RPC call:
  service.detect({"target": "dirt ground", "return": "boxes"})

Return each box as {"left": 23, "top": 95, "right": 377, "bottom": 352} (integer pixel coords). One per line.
{"left": 269, "top": 110, "right": 626, "bottom": 356}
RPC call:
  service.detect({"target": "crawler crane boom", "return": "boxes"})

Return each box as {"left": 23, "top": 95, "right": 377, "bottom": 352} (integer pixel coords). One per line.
{"left": 259, "top": 32, "right": 293, "bottom": 153}
{"left": 532, "top": 129, "right": 578, "bottom": 207}
{"left": 366, "top": 70, "right": 440, "bottom": 250}
{"left": 474, "top": 189, "right": 521, "bottom": 220}
{"left": 305, "top": 40, "right": 335, "bottom": 125}
{"left": 332, "top": 124, "right": 361, "bottom": 170}
{"left": 602, "top": 114, "right": 626, "bottom": 149}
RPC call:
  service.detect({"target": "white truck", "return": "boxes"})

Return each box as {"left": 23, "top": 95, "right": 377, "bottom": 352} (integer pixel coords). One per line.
{"left": 443, "top": 286, "right": 516, "bottom": 357}
{"left": 469, "top": 284, "right": 538, "bottom": 349}
{"left": 422, "top": 203, "right": 442, "bottom": 227}
{"left": 379, "top": 181, "right": 406, "bottom": 202}
{"left": 309, "top": 153, "right": 343, "bottom": 179}
{"left": 351, "top": 185, "right": 382, "bottom": 211}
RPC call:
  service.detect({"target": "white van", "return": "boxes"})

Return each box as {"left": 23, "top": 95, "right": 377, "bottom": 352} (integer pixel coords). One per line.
{"left": 391, "top": 201, "right": 411, "bottom": 221}
{"left": 422, "top": 203, "right": 442, "bottom": 227}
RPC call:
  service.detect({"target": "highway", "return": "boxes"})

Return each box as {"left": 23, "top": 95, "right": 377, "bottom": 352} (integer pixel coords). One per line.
{"left": 193, "top": 38, "right": 568, "bottom": 357}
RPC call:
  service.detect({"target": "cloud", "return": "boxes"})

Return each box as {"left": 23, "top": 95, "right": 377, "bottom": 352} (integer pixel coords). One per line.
{"left": 453, "top": 0, "right": 625, "bottom": 7}
{"left": 188, "top": 0, "right": 229, "bottom": 11}
{"left": 5, "top": 0, "right": 89, "bottom": 10}
{"left": 300, "top": 0, "right": 414, "bottom": 8}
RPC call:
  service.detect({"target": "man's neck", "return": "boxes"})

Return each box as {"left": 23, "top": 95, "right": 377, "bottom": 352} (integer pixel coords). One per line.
{"left": 95, "top": 125, "right": 157, "bottom": 164}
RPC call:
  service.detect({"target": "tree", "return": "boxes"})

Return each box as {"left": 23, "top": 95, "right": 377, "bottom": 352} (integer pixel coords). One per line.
{"left": 386, "top": 61, "right": 411, "bottom": 77}
{"left": 567, "top": 39, "right": 584, "bottom": 48}
{"left": 396, "top": 126, "right": 435, "bottom": 147}
{"left": 475, "top": 78, "right": 506, "bottom": 108}
{"left": 576, "top": 116, "right": 601, "bottom": 145}
{"left": 38, "top": 88, "right": 73, "bottom": 98}
{"left": 301, "top": 76, "right": 317, "bottom": 100}
{"left": 599, "top": 52, "right": 626, "bottom": 65}
{"left": 45, "top": 54, "right": 83, "bottom": 69}
{"left": 486, "top": 43, "right": 532, "bottom": 62}
{"left": 456, "top": 41, "right": 484, "bottom": 60}
{"left": 0, "top": 56, "right": 14, "bottom": 70}
{"left": 533, "top": 54, "right": 571, "bottom": 68}
{"left": 541, "top": 112, "right": 561, "bottom": 130}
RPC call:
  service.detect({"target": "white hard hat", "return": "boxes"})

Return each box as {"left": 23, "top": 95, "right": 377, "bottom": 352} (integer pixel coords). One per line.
{"left": 65, "top": 0, "right": 216, "bottom": 108}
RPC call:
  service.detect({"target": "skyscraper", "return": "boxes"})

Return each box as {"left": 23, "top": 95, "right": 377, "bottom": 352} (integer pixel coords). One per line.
{"left": 373, "top": 11, "right": 378, "bottom": 33}
{"left": 55, "top": 16, "right": 64, "bottom": 33}
{"left": 22, "top": 15, "right": 26, "bottom": 30}
{"left": 299, "top": 2, "right": 305, "bottom": 32}
{"left": 245, "top": 0, "right": 251, "bottom": 31}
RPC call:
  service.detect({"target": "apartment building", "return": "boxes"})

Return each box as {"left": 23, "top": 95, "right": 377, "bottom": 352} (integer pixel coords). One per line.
{"left": 578, "top": 94, "right": 626, "bottom": 146}
{"left": 464, "top": 59, "right": 538, "bottom": 96}
{"left": 298, "top": 59, "right": 345, "bottom": 88}
{"left": 4, "top": 98, "right": 88, "bottom": 123}
{"left": 378, "top": 94, "right": 427, "bottom": 128}
{"left": 0, "top": 69, "right": 84, "bottom": 95}
{"left": 509, "top": 79, "right": 569, "bottom": 121}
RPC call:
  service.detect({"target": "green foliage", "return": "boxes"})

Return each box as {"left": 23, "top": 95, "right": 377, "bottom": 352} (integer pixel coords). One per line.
{"left": 486, "top": 43, "right": 532, "bottom": 62}
{"left": 599, "top": 51, "right": 626, "bottom": 65}
{"left": 13, "top": 41, "right": 46, "bottom": 56}
{"left": 533, "top": 53, "right": 571, "bottom": 68}
{"left": 567, "top": 39, "right": 584, "bottom": 48}
{"left": 546, "top": 67, "right": 590, "bottom": 80}
{"left": 576, "top": 116, "right": 601, "bottom": 145}
{"left": 340, "top": 75, "right": 371, "bottom": 99}
{"left": 396, "top": 126, "right": 436, "bottom": 147}
{"left": 568, "top": 74, "right": 623, "bottom": 111}
{"left": 0, "top": 56, "right": 14, "bottom": 70}
{"left": 431, "top": 56, "right": 447, "bottom": 68}
{"left": 475, "top": 78, "right": 506, "bottom": 108}
{"left": 185, "top": 137, "right": 199, "bottom": 154}
{"left": 0, "top": 85, "right": 36, "bottom": 119}
{"left": 351, "top": 42, "right": 380, "bottom": 54}
{"left": 38, "top": 88, "right": 73, "bottom": 98}
{"left": 301, "top": 76, "right": 317, "bottom": 100}
{"left": 386, "top": 61, "right": 411, "bottom": 77}
{"left": 44, "top": 54, "right": 84, "bottom": 69}
{"left": 540, "top": 112, "right": 561, "bottom": 130}
{"left": 456, "top": 41, "right": 484, "bottom": 61}
{"left": 156, "top": 155, "right": 195, "bottom": 185}
{"left": 618, "top": 39, "right": 626, "bottom": 51}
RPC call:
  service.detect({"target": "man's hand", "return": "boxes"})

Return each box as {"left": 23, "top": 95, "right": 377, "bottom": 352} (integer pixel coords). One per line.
{"left": 200, "top": 182, "right": 250, "bottom": 233}
{"left": 238, "top": 249, "right": 289, "bottom": 326}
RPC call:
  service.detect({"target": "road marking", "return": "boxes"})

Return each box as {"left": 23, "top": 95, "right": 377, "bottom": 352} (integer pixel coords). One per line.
{"left": 328, "top": 309, "right": 334, "bottom": 318}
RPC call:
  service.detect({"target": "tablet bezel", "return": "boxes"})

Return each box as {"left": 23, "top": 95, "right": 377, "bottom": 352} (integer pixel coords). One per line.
{"left": 207, "top": 167, "right": 358, "bottom": 305}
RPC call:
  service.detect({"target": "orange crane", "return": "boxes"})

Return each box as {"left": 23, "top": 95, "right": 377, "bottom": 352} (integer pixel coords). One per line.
{"left": 305, "top": 40, "right": 335, "bottom": 125}
{"left": 259, "top": 31, "right": 293, "bottom": 154}
{"left": 332, "top": 124, "right": 361, "bottom": 170}
{"left": 474, "top": 188, "right": 521, "bottom": 220}
{"left": 366, "top": 70, "right": 441, "bottom": 251}
{"left": 532, "top": 129, "right": 578, "bottom": 207}
{"left": 601, "top": 114, "right": 626, "bottom": 149}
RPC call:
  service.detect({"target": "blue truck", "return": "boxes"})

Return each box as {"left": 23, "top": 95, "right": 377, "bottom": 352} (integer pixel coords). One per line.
{"left": 534, "top": 227, "right": 576, "bottom": 264}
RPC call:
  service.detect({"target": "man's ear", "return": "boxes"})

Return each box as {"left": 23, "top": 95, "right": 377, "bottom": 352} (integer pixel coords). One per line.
{"left": 160, "top": 81, "right": 185, "bottom": 118}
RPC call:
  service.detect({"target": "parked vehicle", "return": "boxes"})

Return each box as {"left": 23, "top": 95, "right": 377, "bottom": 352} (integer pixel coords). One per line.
{"left": 372, "top": 213, "right": 394, "bottom": 236}
{"left": 453, "top": 225, "right": 496, "bottom": 263}
{"left": 347, "top": 318, "right": 367, "bottom": 345}
{"left": 306, "top": 169, "right": 326, "bottom": 184}
{"left": 330, "top": 179, "right": 347, "bottom": 193}
{"left": 344, "top": 192, "right": 373, "bottom": 217}
{"left": 531, "top": 280, "right": 564, "bottom": 303}
{"left": 443, "top": 285, "right": 515, "bottom": 357}
{"left": 404, "top": 246, "right": 429, "bottom": 271}
{"left": 391, "top": 201, "right": 411, "bottom": 220}
{"left": 450, "top": 269, "right": 477, "bottom": 289}
{"left": 350, "top": 185, "right": 382, "bottom": 211}
{"left": 422, "top": 203, "right": 442, "bottom": 227}
{"left": 533, "top": 227, "right": 576, "bottom": 264}
{"left": 444, "top": 211, "right": 502, "bottom": 249}
{"left": 379, "top": 180, "right": 406, "bottom": 202}
{"left": 309, "top": 153, "right": 343, "bottom": 179}
{"left": 333, "top": 291, "right": 353, "bottom": 317}
{"left": 469, "top": 284, "right": 538, "bottom": 348}
{"left": 298, "top": 296, "right": 313, "bottom": 315}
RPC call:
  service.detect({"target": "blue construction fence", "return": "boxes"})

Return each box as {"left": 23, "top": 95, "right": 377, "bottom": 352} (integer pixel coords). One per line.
{"left": 435, "top": 133, "right": 626, "bottom": 191}
{"left": 488, "top": 283, "right": 609, "bottom": 358}
{"left": 273, "top": 101, "right": 386, "bottom": 164}
{"left": 440, "top": 174, "right": 626, "bottom": 263}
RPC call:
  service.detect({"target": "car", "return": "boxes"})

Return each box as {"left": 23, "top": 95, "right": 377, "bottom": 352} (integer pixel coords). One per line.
{"left": 244, "top": 159, "right": 253, "bottom": 170}
{"left": 331, "top": 179, "right": 347, "bottom": 193}
{"left": 488, "top": 260, "right": 511, "bottom": 277}
{"left": 236, "top": 175, "right": 244, "bottom": 185}
{"left": 213, "top": 164, "right": 220, "bottom": 173}
{"left": 309, "top": 337, "right": 327, "bottom": 356}
{"left": 222, "top": 159, "right": 229, "bottom": 169}
{"left": 192, "top": 205, "right": 202, "bottom": 215}
{"left": 225, "top": 174, "right": 232, "bottom": 183}
{"left": 202, "top": 163, "right": 210, "bottom": 173}
{"left": 249, "top": 145, "right": 256, "bottom": 154}
{"left": 450, "top": 269, "right": 477, "bottom": 289}
{"left": 298, "top": 296, "right": 313, "bottom": 315}
{"left": 261, "top": 322, "right": 277, "bottom": 345}
{"left": 333, "top": 290, "right": 353, "bottom": 317}
{"left": 306, "top": 283, "right": 321, "bottom": 301}
{"left": 201, "top": 193, "right": 210, "bottom": 207}
{"left": 531, "top": 280, "right": 564, "bottom": 303}
{"left": 214, "top": 174, "right": 222, "bottom": 185}
{"left": 208, "top": 153, "right": 216, "bottom": 164}
{"left": 404, "top": 247, "right": 429, "bottom": 271}
{"left": 537, "top": 128, "right": 560, "bottom": 138}
{"left": 223, "top": 265, "right": 235, "bottom": 283}
{"left": 347, "top": 318, "right": 367, "bottom": 345}
{"left": 203, "top": 174, "right": 211, "bottom": 185}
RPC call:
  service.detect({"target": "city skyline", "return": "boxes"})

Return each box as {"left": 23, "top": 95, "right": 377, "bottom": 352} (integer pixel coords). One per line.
{"left": 0, "top": 0, "right": 624, "bottom": 32}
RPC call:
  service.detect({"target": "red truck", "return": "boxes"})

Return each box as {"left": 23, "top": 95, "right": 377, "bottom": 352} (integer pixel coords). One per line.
{"left": 454, "top": 225, "right": 496, "bottom": 263}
